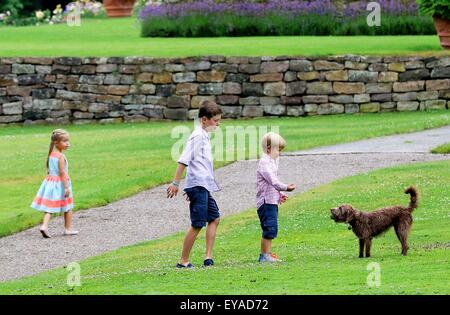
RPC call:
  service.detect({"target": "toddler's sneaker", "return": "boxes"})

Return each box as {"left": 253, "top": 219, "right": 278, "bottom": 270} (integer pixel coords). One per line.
{"left": 258, "top": 253, "right": 282, "bottom": 263}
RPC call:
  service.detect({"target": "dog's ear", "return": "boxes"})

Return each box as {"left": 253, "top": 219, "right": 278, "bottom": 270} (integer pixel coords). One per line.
{"left": 342, "top": 204, "right": 355, "bottom": 223}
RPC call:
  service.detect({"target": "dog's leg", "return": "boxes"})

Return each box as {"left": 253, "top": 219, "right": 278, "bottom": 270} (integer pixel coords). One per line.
{"left": 395, "top": 220, "right": 411, "bottom": 256}
{"left": 359, "top": 239, "right": 364, "bottom": 258}
{"left": 365, "top": 238, "right": 372, "bottom": 258}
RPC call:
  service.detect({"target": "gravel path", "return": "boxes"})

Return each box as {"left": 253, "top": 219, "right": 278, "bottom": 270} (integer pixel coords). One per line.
{"left": 0, "top": 127, "right": 449, "bottom": 282}
{"left": 286, "top": 125, "right": 450, "bottom": 155}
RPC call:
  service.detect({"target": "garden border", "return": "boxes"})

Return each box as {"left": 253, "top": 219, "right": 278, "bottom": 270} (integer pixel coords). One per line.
{"left": 1, "top": 54, "right": 449, "bottom": 125}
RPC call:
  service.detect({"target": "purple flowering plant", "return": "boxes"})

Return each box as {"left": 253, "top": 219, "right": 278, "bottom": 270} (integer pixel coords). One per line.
{"left": 138, "top": 0, "right": 434, "bottom": 37}
{"left": 139, "top": 0, "right": 420, "bottom": 20}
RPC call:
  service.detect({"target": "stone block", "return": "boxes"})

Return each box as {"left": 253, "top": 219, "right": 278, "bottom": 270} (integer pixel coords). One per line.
{"left": 317, "top": 103, "right": 344, "bottom": 115}
{"left": 191, "top": 96, "right": 216, "bottom": 108}
{"left": 325, "top": 70, "right": 348, "bottom": 81}
{"left": 333, "top": 82, "right": 365, "bottom": 94}
{"left": 426, "top": 79, "right": 450, "bottom": 91}
{"left": 242, "top": 83, "right": 264, "bottom": 96}
{"left": 360, "top": 102, "right": 380, "bottom": 113}
{"left": 242, "top": 106, "right": 263, "bottom": 117}
{"left": 289, "top": 60, "right": 313, "bottom": 71}
{"left": 349, "top": 70, "right": 378, "bottom": 83}
{"left": 198, "top": 83, "right": 223, "bottom": 95}
{"left": 393, "top": 81, "right": 424, "bottom": 92}
{"left": 365, "top": 83, "right": 392, "bottom": 94}
{"left": 216, "top": 95, "right": 239, "bottom": 105}
{"left": 250, "top": 73, "right": 283, "bottom": 82}
{"left": 388, "top": 63, "right": 406, "bottom": 72}
{"left": 397, "top": 101, "right": 419, "bottom": 111}
{"left": 197, "top": 71, "right": 227, "bottom": 82}
{"left": 223, "top": 82, "right": 241, "bottom": 94}
{"left": 261, "top": 61, "right": 289, "bottom": 73}
{"left": 399, "top": 69, "right": 430, "bottom": 81}
{"left": 378, "top": 72, "right": 398, "bottom": 82}
{"left": 297, "top": 71, "right": 320, "bottom": 81}
{"left": 354, "top": 94, "right": 371, "bottom": 103}
{"left": 176, "top": 83, "right": 198, "bottom": 96}
{"left": 286, "top": 106, "right": 304, "bottom": 116}
{"left": 2, "top": 101, "right": 23, "bottom": 115}
{"left": 302, "top": 95, "right": 328, "bottom": 104}
{"left": 152, "top": 72, "right": 173, "bottom": 84}
{"left": 307, "top": 82, "right": 333, "bottom": 95}
{"left": 264, "top": 82, "right": 286, "bottom": 96}
{"left": 167, "top": 95, "right": 190, "bottom": 108}
{"left": 314, "top": 60, "right": 344, "bottom": 71}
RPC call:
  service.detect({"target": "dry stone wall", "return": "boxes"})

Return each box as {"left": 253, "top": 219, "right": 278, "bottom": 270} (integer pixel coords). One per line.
{"left": 0, "top": 55, "right": 449, "bottom": 125}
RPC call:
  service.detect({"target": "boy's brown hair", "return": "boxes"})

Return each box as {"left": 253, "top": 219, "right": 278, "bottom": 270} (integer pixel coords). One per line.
{"left": 198, "top": 100, "right": 222, "bottom": 119}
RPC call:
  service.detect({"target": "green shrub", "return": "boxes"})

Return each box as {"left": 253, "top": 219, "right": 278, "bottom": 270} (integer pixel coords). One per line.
{"left": 0, "top": 0, "right": 34, "bottom": 17}
{"left": 417, "top": 0, "right": 450, "bottom": 19}
{"left": 141, "top": 13, "right": 435, "bottom": 37}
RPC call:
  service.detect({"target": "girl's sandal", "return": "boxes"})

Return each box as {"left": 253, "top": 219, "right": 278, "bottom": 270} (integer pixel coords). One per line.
{"left": 63, "top": 230, "right": 79, "bottom": 236}
{"left": 40, "top": 228, "right": 51, "bottom": 238}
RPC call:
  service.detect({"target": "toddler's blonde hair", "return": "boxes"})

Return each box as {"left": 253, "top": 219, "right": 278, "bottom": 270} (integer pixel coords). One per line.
{"left": 261, "top": 132, "right": 286, "bottom": 154}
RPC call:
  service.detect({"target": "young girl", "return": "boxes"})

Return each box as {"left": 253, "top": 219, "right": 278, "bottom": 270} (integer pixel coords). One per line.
{"left": 31, "top": 129, "right": 78, "bottom": 238}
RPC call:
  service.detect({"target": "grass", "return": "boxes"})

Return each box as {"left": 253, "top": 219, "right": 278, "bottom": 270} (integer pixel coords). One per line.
{"left": 0, "top": 159, "right": 448, "bottom": 294}
{"left": 431, "top": 143, "right": 450, "bottom": 154}
{"left": 0, "top": 18, "right": 449, "bottom": 57}
{"left": 0, "top": 111, "right": 449, "bottom": 238}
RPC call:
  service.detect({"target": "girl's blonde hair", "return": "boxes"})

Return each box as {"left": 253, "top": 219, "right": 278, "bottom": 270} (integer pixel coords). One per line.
{"left": 261, "top": 132, "right": 286, "bottom": 154}
{"left": 47, "top": 129, "right": 69, "bottom": 170}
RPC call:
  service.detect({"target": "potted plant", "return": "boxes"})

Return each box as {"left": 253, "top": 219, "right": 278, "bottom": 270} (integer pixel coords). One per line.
{"left": 103, "top": 0, "right": 136, "bottom": 17}
{"left": 417, "top": 0, "right": 450, "bottom": 49}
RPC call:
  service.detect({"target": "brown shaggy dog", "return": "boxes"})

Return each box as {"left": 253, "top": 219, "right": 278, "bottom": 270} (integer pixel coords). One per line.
{"left": 330, "top": 186, "right": 418, "bottom": 258}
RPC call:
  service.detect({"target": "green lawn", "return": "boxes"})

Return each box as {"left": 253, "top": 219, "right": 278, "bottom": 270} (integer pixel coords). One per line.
{"left": 0, "top": 111, "right": 449, "bottom": 238}
{"left": 431, "top": 143, "right": 450, "bottom": 154}
{"left": 1, "top": 159, "right": 448, "bottom": 294}
{"left": 0, "top": 18, "right": 448, "bottom": 57}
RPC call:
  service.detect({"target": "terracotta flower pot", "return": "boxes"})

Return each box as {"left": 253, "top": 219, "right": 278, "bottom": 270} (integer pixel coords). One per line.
{"left": 103, "top": 0, "right": 136, "bottom": 17}
{"left": 433, "top": 16, "right": 450, "bottom": 50}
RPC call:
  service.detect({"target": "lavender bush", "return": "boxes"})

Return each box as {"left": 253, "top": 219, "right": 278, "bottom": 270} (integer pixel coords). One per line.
{"left": 139, "top": 0, "right": 434, "bottom": 37}
{"left": 139, "top": 0, "right": 422, "bottom": 18}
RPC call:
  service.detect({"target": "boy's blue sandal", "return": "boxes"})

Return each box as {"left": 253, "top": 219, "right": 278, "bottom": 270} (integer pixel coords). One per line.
{"left": 176, "top": 263, "right": 194, "bottom": 268}
{"left": 203, "top": 258, "right": 214, "bottom": 267}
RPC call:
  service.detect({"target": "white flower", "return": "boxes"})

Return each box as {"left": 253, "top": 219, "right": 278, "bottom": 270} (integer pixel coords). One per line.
{"left": 53, "top": 4, "right": 63, "bottom": 15}
{"left": 35, "top": 10, "right": 45, "bottom": 19}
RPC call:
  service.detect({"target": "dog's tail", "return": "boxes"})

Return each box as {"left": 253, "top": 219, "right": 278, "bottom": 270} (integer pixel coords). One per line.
{"left": 404, "top": 186, "right": 419, "bottom": 211}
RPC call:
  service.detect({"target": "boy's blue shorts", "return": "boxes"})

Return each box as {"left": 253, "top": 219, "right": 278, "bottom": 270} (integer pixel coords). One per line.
{"left": 257, "top": 203, "right": 278, "bottom": 239}
{"left": 184, "top": 186, "right": 220, "bottom": 228}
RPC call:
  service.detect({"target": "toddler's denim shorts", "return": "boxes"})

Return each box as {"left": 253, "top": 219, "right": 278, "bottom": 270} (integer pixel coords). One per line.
{"left": 257, "top": 203, "right": 278, "bottom": 239}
